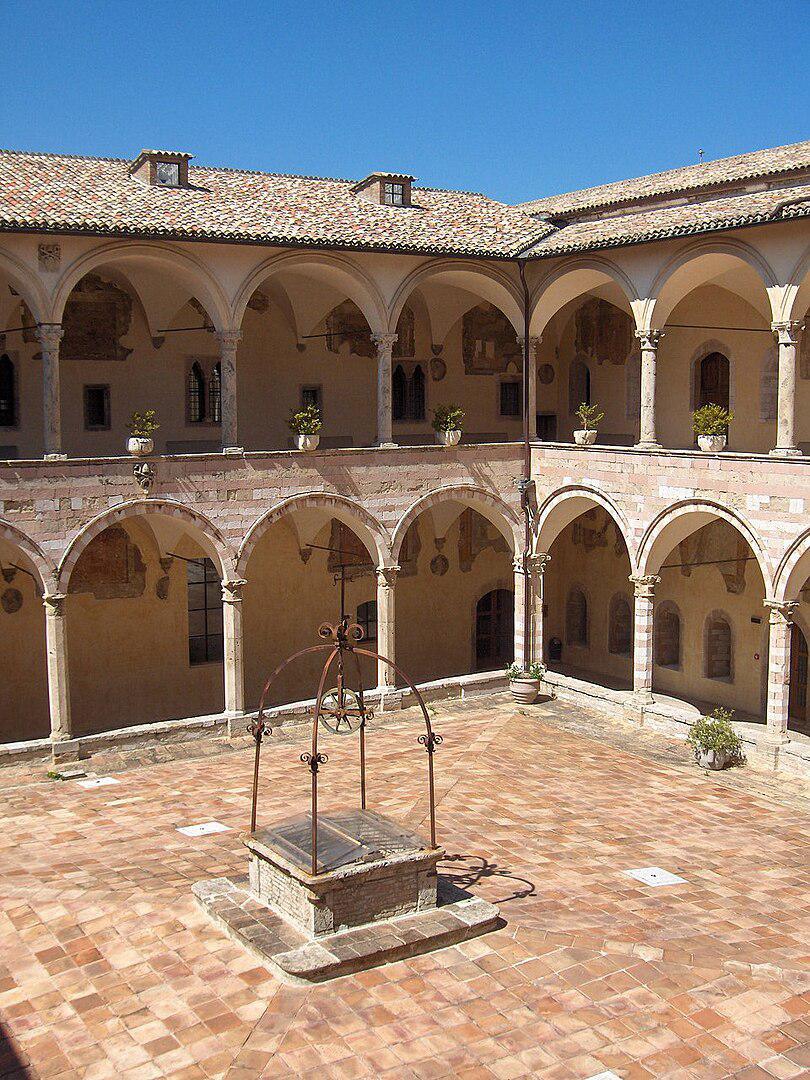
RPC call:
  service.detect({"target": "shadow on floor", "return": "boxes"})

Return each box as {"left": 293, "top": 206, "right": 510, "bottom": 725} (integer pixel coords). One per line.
{"left": 0, "top": 1021, "right": 32, "bottom": 1078}
{"left": 440, "top": 853, "right": 536, "bottom": 905}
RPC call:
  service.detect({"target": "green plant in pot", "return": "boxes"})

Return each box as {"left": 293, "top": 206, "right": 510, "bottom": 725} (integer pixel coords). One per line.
{"left": 687, "top": 707, "right": 743, "bottom": 770}
{"left": 288, "top": 405, "right": 323, "bottom": 452}
{"left": 432, "top": 404, "right": 465, "bottom": 447}
{"left": 693, "top": 403, "right": 733, "bottom": 453}
{"left": 574, "top": 402, "right": 604, "bottom": 446}
{"left": 506, "top": 661, "right": 544, "bottom": 705}
{"left": 127, "top": 410, "right": 159, "bottom": 456}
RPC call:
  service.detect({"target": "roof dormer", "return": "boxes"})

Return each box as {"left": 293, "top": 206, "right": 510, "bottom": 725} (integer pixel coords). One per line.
{"left": 352, "top": 172, "right": 415, "bottom": 207}
{"left": 129, "top": 149, "right": 192, "bottom": 188}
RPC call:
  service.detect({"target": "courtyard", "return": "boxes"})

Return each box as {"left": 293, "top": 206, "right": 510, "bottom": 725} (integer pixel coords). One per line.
{"left": 0, "top": 695, "right": 808, "bottom": 1079}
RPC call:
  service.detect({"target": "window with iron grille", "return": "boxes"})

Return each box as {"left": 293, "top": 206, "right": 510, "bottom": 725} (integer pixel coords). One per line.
{"left": 188, "top": 362, "right": 206, "bottom": 423}
{"left": 0, "top": 355, "right": 16, "bottom": 427}
{"left": 383, "top": 182, "right": 405, "bottom": 206}
{"left": 301, "top": 384, "right": 322, "bottom": 414}
{"left": 357, "top": 600, "right": 377, "bottom": 642}
{"left": 209, "top": 363, "right": 222, "bottom": 424}
{"left": 187, "top": 557, "right": 223, "bottom": 664}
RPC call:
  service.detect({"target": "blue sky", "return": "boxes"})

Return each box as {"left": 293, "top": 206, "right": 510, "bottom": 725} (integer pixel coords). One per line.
{"left": 2, "top": 0, "right": 807, "bottom": 204}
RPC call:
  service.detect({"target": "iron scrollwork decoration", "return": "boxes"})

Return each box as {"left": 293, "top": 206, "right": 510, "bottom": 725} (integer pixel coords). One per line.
{"left": 249, "top": 616, "right": 443, "bottom": 874}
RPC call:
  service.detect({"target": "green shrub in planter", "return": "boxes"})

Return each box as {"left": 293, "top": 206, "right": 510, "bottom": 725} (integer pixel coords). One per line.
{"left": 431, "top": 404, "right": 465, "bottom": 432}
{"left": 574, "top": 402, "right": 604, "bottom": 431}
{"left": 687, "top": 707, "right": 743, "bottom": 769}
{"left": 506, "top": 663, "right": 544, "bottom": 680}
{"left": 288, "top": 405, "right": 322, "bottom": 435}
{"left": 692, "top": 404, "right": 734, "bottom": 436}
{"left": 127, "top": 410, "right": 160, "bottom": 437}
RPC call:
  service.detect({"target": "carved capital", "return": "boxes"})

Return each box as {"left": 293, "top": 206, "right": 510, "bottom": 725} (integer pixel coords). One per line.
{"left": 371, "top": 333, "right": 397, "bottom": 356}
{"left": 529, "top": 552, "right": 552, "bottom": 575}
{"left": 221, "top": 578, "right": 248, "bottom": 603}
{"left": 512, "top": 555, "right": 526, "bottom": 575}
{"left": 630, "top": 573, "right": 660, "bottom": 600}
{"left": 634, "top": 329, "right": 664, "bottom": 351}
{"left": 43, "top": 593, "right": 67, "bottom": 617}
{"left": 36, "top": 323, "right": 64, "bottom": 352}
{"left": 216, "top": 329, "right": 242, "bottom": 353}
{"left": 764, "top": 599, "right": 797, "bottom": 626}
{"left": 771, "top": 320, "right": 804, "bottom": 346}
{"left": 375, "top": 564, "right": 400, "bottom": 589}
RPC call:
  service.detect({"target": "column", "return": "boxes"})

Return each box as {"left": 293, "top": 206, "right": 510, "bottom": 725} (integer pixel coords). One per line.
{"left": 630, "top": 574, "right": 660, "bottom": 702}
{"left": 217, "top": 330, "right": 243, "bottom": 453}
{"left": 43, "top": 593, "right": 71, "bottom": 742}
{"left": 527, "top": 336, "right": 540, "bottom": 439}
{"left": 372, "top": 333, "right": 397, "bottom": 447}
{"left": 37, "top": 323, "right": 65, "bottom": 459}
{"left": 770, "top": 321, "right": 803, "bottom": 457}
{"left": 634, "top": 329, "right": 663, "bottom": 450}
{"left": 528, "top": 552, "right": 551, "bottom": 668}
{"left": 222, "top": 578, "right": 247, "bottom": 718}
{"left": 764, "top": 600, "right": 796, "bottom": 742}
{"left": 375, "top": 564, "right": 399, "bottom": 690}
{"left": 513, "top": 555, "right": 529, "bottom": 669}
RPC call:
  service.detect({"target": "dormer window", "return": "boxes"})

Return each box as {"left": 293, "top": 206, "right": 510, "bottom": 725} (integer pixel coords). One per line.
{"left": 129, "top": 149, "right": 192, "bottom": 188}
{"left": 155, "top": 161, "right": 180, "bottom": 188}
{"left": 352, "top": 171, "right": 415, "bottom": 207}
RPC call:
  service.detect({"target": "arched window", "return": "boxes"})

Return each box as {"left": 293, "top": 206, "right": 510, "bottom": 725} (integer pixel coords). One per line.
{"left": 0, "top": 354, "right": 16, "bottom": 427}
{"left": 392, "top": 364, "right": 426, "bottom": 423}
{"left": 565, "top": 587, "right": 587, "bottom": 647}
{"left": 357, "top": 600, "right": 377, "bottom": 642}
{"left": 410, "top": 364, "right": 426, "bottom": 422}
{"left": 655, "top": 603, "right": 681, "bottom": 668}
{"left": 698, "top": 351, "right": 730, "bottom": 411}
{"left": 568, "top": 360, "right": 591, "bottom": 413}
{"left": 475, "top": 588, "right": 514, "bottom": 670}
{"left": 187, "top": 362, "right": 206, "bottom": 423}
{"left": 608, "top": 594, "right": 632, "bottom": 656}
{"left": 209, "top": 363, "right": 222, "bottom": 425}
{"left": 705, "top": 613, "right": 732, "bottom": 680}
{"left": 392, "top": 364, "right": 407, "bottom": 422}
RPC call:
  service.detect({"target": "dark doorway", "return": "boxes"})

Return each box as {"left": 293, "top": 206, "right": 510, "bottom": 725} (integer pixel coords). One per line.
{"left": 698, "top": 351, "right": 730, "bottom": 411}
{"left": 789, "top": 622, "right": 808, "bottom": 730}
{"left": 475, "top": 588, "right": 514, "bottom": 670}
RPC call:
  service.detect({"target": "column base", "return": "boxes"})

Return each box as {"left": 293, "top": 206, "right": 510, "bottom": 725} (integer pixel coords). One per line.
{"left": 222, "top": 446, "right": 245, "bottom": 456}
{"left": 769, "top": 447, "right": 802, "bottom": 458}
{"left": 376, "top": 441, "right": 398, "bottom": 449}
{"left": 43, "top": 452, "right": 68, "bottom": 461}
{"left": 634, "top": 441, "right": 662, "bottom": 451}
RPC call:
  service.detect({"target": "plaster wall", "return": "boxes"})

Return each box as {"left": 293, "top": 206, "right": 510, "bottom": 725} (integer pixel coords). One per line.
{"left": 0, "top": 537, "right": 48, "bottom": 740}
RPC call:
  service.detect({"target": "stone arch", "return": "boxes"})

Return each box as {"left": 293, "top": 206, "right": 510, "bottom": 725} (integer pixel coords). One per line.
{"left": 51, "top": 241, "right": 231, "bottom": 333}
{"left": 232, "top": 251, "right": 387, "bottom": 335}
{"left": 776, "top": 243, "right": 810, "bottom": 323}
{"left": 0, "top": 247, "right": 49, "bottom": 326}
{"left": 533, "top": 485, "right": 636, "bottom": 570}
{"left": 646, "top": 238, "right": 778, "bottom": 329}
{"left": 774, "top": 528, "right": 810, "bottom": 602}
{"left": 391, "top": 485, "right": 521, "bottom": 563}
{"left": 388, "top": 259, "right": 524, "bottom": 336}
{"left": 529, "top": 256, "right": 640, "bottom": 339}
{"left": 0, "top": 519, "right": 54, "bottom": 591}
{"left": 58, "top": 499, "right": 235, "bottom": 589}
{"left": 238, "top": 492, "right": 391, "bottom": 575}
{"left": 637, "top": 499, "right": 773, "bottom": 592}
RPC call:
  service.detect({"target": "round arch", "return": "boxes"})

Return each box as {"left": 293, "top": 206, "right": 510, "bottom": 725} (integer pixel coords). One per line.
{"left": 529, "top": 256, "right": 640, "bottom": 338}
{"left": 50, "top": 241, "right": 232, "bottom": 332}
{"left": 637, "top": 499, "right": 773, "bottom": 591}
{"left": 646, "top": 238, "right": 779, "bottom": 329}
{"left": 533, "top": 485, "right": 637, "bottom": 569}
{"left": 238, "top": 492, "right": 391, "bottom": 575}
{"left": 388, "top": 258, "right": 524, "bottom": 336}
{"left": 58, "top": 499, "right": 236, "bottom": 589}
{"left": 391, "top": 484, "right": 521, "bottom": 563}
{"left": 0, "top": 247, "right": 49, "bottom": 326}
{"left": 232, "top": 251, "right": 388, "bottom": 335}
{"left": 0, "top": 518, "right": 55, "bottom": 591}
{"left": 774, "top": 528, "right": 810, "bottom": 602}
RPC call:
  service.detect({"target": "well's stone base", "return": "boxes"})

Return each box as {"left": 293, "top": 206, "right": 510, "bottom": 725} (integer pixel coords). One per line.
{"left": 193, "top": 875, "right": 500, "bottom": 984}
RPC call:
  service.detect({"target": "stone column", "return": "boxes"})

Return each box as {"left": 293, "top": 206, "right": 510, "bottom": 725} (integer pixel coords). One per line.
{"left": 37, "top": 324, "right": 65, "bottom": 459}
{"left": 372, "top": 333, "right": 397, "bottom": 447}
{"left": 375, "top": 564, "right": 400, "bottom": 690}
{"left": 528, "top": 553, "right": 551, "bottom": 667}
{"left": 513, "top": 555, "right": 529, "bottom": 669}
{"left": 217, "top": 330, "right": 243, "bottom": 453}
{"left": 517, "top": 335, "right": 540, "bottom": 440}
{"left": 630, "top": 574, "right": 660, "bottom": 702}
{"left": 43, "top": 593, "right": 71, "bottom": 742}
{"left": 770, "top": 321, "right": 803, "bottom": 457}
{"left": 634, "top": 330, "right": 663, "bottom": 449}
{"left": 764, "top": 600, "right": 796, "bottom": 742}
{"left": 222, "top": 578, "right": 247, "bottom": 719}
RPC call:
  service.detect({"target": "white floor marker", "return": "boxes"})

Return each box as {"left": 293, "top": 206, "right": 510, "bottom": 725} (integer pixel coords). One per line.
{"left": 177, "top": 821, "right": 231, "bottom": 837}
{"left": 76, "top": 776, "right": 120, "bottom": 788}
{"left": 623, "top": 866, "right": 686, "bottom": 887}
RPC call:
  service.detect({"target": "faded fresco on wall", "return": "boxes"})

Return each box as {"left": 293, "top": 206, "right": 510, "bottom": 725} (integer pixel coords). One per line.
{"left": 462, "top": 303, "right": 521, "bottom": 375}
{"left": 574, "top": 298, "right": 633, "bottom": 367}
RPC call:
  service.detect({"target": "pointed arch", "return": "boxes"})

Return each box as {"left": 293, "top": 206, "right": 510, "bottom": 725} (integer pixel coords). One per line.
{"left": 392, "top": 484, "right": 521, "bottom": 563}
{"left": 533, "top": 485, "right": 636, "bottom": 569}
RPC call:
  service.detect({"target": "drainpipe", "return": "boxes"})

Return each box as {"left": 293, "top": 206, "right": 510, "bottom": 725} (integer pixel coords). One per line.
{"left": 516, "top": 258, "right": 534, "bottom": 666}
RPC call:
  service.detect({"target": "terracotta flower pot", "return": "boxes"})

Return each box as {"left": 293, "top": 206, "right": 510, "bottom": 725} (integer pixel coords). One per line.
{"left": 509, "top": 677, "right": 541, "bottom": 705}
{"left": 574, "top": 429, "right": 597, "bottom": 446}
{"left": 437, "top": 429, "right": 462, "bottom": 447}
{"left": 296, "top": 433, "right": 320, "bottom": 452}
{"left": 127, "top": 436, "right": 153, "bottom": 457}
{"left": 697, "top": 434, "right": 726, "bottom": 453}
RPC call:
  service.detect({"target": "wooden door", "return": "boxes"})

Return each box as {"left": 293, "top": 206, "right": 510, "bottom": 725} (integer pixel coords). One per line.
{"left": 475, "top": 589, "right": 514, "bottom": 671}
{"left": 789, "top": 622, "right": 808, "bottom": 729}
{"left": 698, "top": 352, "right": 730, "bottom": 410}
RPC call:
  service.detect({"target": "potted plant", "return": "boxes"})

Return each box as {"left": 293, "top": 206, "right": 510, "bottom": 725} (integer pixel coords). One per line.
{"left": 506, "top": 662, "right": 544, "bottom": 705}
{"left": 573, "top": 402, "right": 604, "bottom": 446}
{"left": 432, "top": 404, "right": 465, "bottom": 447}
{"left": 693, "top": 403, "right": 733, "bottom": 452}
{"left": 126, "top": 410, "right": 159, "bottom": 456}
{"left": 687, "top": 707, "right": 743, "bottom": 770}
{"left": 288, "top": 404, "right": 322, "bottom": 452}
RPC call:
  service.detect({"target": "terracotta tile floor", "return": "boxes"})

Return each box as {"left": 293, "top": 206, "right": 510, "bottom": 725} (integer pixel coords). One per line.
{"left": 1, "top": 696, "right": 808, "bottom": 1079}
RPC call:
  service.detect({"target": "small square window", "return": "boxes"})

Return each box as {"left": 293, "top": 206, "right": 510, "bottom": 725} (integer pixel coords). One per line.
{"left": 155, "top": 161, "right": 180, "bottom": 187}
{"left": 301, "top": 385, "right": 322, "bottom": 413}
{"left": 383, "top": 182, "right": 405, "bottom": 206}
{"left": 500, "top": 381, "right": 521, "bottom": 418}
{"left": 84, "top": 385, "right": 110, "bottom": 430}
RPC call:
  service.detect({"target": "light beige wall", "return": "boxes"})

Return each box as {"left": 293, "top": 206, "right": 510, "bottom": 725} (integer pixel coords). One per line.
{"left": 0, "top": 538, "right": 48, "bottom": 740}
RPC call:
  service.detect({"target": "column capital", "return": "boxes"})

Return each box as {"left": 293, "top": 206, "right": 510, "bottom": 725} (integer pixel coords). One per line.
{"left": 512, "top": 555, "right": 526, "bottom": 575}
{"left": 221, "top": 578, "right": 248, "bottom": 603}
{"left": 43, "top": 592, "right": 67, "bottom": 617}
{"left": 630, "top": 573, "right": 660, "bottom": 599}
{"left": 771, "top": 320, "right": 804, "bottom": 346}
{"left": 516, "top": 334, "right": 542, "bottom": 350}
{"left": 528, "top": 552, "right": 551, "bottom": 574}
{"left": 371, "top": 332, "right": 397, "bottom": 353}
{"left": 634, "top": 328, "right": 664, "bottom": 350}
{"left": 764, "top": 598, "right": 797, "bottom": 625}
{"left": 216, "top": 329, "right": 242, "bottom": 351}
{"left": 376, "top": 564, "right": 400, "bottom": 588}
{"left": 36, "top": 323, "right": 64, "bottom": 350}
